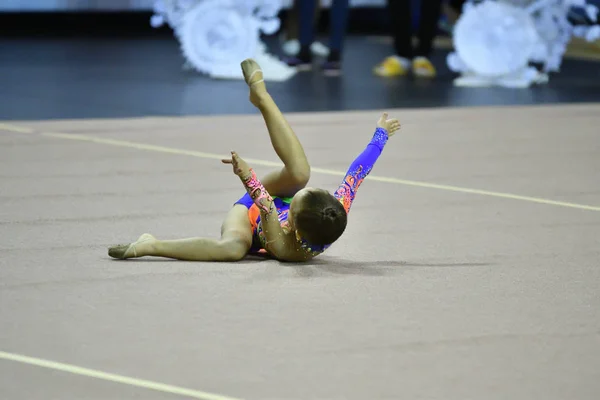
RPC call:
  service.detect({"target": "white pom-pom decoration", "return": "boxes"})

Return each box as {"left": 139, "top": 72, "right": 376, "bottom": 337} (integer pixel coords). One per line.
{"left": 449, "top": 0, "right": 600, "bottom": 88}
{"left": 586, "top": 4, "right": 599, "bottom": 21}
{"left": 585, "top": 25, "right": 600, "bottom": 40}
{"left": 150, "top": 0, "right": 294, "bottom": 81}
{"left": 150, "top": 14, "right": 165, "bottom": 28}
{"left": 179, "top": 0, "right": 259, "bottom": 76}
{"left": 258, "top": 18, "right": 281, "bottom": 35}
{"left": 446, "top": 52, "right": 468, "bottom": 72}
{"left": 453, "top": 1, "right": 539, "bottom": 77}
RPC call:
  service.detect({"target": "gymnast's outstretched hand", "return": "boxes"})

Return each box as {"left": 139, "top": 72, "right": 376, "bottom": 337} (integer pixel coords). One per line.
{"left": 376, "top": 112, "right": 401, "bottom": 136}
{"left": 221, "top": 151, "right": 252, "bottom": 180}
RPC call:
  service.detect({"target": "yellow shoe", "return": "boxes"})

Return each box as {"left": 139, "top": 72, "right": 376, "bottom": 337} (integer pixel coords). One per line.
{"left": 412, "top": 57, "right": 436, "bottom": 78}
{"left": 373, "top": 56, "right": 409, "bottom": 77}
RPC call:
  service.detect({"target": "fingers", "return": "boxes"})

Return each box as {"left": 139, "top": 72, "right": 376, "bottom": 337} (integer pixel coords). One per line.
{"left": 222, "top": 151, "right": 241, "bottom": 164}
{"left": 381, "top": 112, "right": 388, "bottom": 120}
{"left": 231, "top": 151, "right": 242, "bottom": 162}
{"left": 386, "top": 119, "right": 401, "bottom": 136}
{"left": 222, "top": 151, "right": 250, "bottom": 177}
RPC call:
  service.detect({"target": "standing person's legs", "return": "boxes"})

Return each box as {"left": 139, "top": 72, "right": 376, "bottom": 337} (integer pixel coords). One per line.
{"left": 373, "top": 0, "right": 414, "bottom": 77}
{"left": 390, "top": 0, "right": 414, "bottom": 60}
{"left": 285, "top": 0, "right": 320, "bottom": 69}
{"left": 284, "top": 0, "right": 300, "bottom": 41}
{"left": 282, "top": 0, "right": 323, "bottom": 56}
{"left": 298, "top": 0, "right": 319, "bottom": 49}
{"left": 321, "top": 0, "right": 350, "bottom": 75}
{"left": 412, "top": 0, "right": 443, "bottom": 77}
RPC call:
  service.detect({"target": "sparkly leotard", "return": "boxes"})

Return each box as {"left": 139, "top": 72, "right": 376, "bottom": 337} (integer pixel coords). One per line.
{"left": 235, "top": 127, "right": 389, "bottom": 255}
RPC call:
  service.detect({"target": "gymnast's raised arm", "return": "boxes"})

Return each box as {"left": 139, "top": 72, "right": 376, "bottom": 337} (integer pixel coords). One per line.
{"left": 333, "top": 113, "right": 401, "bottom": 213}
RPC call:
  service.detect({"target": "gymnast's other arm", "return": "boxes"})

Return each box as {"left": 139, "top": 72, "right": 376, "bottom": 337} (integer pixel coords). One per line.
{"left": 334, "top": 113, "right": 401, "bottom": 213}
{"left": 221, "top": 152, "right": 296, "bottom": 258}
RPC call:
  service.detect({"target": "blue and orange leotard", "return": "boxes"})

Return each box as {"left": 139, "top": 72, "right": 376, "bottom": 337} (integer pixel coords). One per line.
{"left": 235, "top": 126, "right": 390, "bottom": 255}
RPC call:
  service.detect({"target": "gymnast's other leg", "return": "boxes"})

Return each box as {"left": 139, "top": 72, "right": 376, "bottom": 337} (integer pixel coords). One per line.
{"left": 241, "top": 58, "right": 311, "bottom": 198}
{"left": 108, "top": 205, "right": 253, "bottom": 261}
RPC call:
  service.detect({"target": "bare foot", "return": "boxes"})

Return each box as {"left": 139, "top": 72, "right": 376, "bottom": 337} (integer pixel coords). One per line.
{"left": 108, "top": 233, "right": 156, "bottom": 259}
{"left": 241, "top": 58, "right": 267, "bottom": 107}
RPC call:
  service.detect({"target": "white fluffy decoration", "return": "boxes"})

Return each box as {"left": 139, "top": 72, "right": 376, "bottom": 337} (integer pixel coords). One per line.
{"left": 454, "top": 1, "right": 539, "bottom": 76}
{"left": 448, "top": 0, "right": 600, "bottom": 88}
{"left": 152, "top": 0, "right": 297, "bottom": 81}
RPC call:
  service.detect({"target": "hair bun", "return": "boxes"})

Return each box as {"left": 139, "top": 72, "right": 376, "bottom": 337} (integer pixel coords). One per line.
{"left": 323, "top": 207, "right": 337, "bottom": 220}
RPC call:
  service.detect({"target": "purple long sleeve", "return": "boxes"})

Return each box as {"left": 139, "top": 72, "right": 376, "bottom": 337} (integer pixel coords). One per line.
{"left": 333, "top": 127, "right": 389, "bottom": 213}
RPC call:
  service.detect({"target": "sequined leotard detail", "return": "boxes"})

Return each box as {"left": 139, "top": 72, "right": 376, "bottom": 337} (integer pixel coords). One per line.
{"left": 238, "top": 127, "right": 390, "bottom": 255}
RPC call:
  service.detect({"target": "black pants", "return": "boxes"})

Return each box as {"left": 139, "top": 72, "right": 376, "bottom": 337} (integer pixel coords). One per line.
{"left": 448, "top": 0, "right": 466, "bottom": 13}
{"left": 388, "top": 0, "right": 443, "bottom": 59}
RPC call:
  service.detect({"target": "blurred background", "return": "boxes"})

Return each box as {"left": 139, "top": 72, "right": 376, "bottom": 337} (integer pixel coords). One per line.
{"left": 0, "top": 0, "right": 599, "bottom": 120}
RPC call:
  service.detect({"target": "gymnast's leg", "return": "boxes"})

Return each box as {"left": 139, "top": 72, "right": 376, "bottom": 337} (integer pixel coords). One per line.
{"left": 241, "top": 58, "right": 311, "bottom": 198}
{"left": 108, "top": 205, "right": 253, "bottom": 261}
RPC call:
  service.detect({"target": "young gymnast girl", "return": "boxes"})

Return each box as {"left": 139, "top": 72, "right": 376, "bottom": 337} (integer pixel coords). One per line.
{"left": 108, "top": 58, "right": 401, "bottom": 262}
